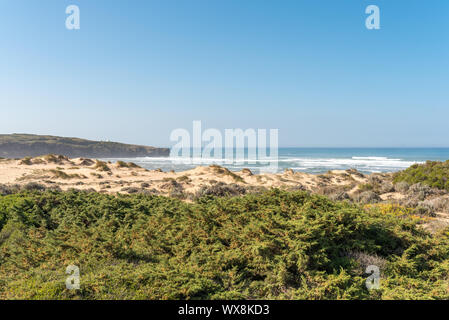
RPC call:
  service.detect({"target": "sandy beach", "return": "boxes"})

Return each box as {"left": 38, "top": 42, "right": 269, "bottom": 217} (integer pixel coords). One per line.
{"left": 0, "top": 155, "right": 369, "bottom": 195}
{"left": 2, "top": 155, "right": 449, "bottom": 233}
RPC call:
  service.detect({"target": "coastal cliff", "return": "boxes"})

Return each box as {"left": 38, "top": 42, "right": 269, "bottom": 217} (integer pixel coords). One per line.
{"left": 0, "top": 134, "right": 169, "bottom": 158}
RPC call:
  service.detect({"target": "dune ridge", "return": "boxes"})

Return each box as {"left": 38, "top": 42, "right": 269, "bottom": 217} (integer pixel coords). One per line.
{"left": 1, "top": 154, "right": 449, "bottom": 233}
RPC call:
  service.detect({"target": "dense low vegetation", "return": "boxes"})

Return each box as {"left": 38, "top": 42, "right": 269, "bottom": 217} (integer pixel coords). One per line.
{"left": 0, "top": 189, "right": 448, "bottom": 300}
{"left": 394, "top": 160, "right": 449, "bottom": 191}
{"left": 0, "top": 134, "right": 169, "bottom": 158}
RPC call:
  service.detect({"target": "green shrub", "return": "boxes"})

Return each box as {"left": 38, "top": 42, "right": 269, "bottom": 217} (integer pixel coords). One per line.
{"left": 0, "top": 189, "right": 448, "bottom": 300}
{"left": 43, "top": 154, "right": 69, "bottom": 164}
{"left": 209, "top": 165, "right": 244, "bottom": 183}
{"left": 393, "top": 160, "right": 449, "bottom": 191}
{"left": 358, "top": 183, "right": 374, "bottom": 192}
{"left": 95, "top": 160, "right": 111, "bottom": 172}
{"left": 49, "top": 169, "right": 82, "bottom": 180}
{"left": 117, "top": 161, "right": 141, "bottom": 169}
{"left": 128, "top": 162, "right": 140, "bottom": 169}
{"left": 116, "top": 161, "right": 128, "bottom": 168}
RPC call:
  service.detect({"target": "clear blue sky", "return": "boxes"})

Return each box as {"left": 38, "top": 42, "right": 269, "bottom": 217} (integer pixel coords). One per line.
{"left": 0, "top": 0, "right": 448, "bottom": 147}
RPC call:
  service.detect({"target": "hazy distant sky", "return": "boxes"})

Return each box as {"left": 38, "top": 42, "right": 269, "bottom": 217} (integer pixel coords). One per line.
{"left": 0, "top": 0, "right": 448, "bottom": 147}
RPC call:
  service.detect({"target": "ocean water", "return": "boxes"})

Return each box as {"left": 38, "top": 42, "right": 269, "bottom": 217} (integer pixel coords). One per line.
{"left": 103, "top": 148, "right": 449, "bottom": 174}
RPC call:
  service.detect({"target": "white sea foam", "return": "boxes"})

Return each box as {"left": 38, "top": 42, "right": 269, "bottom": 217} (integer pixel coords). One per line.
{"left": 103, "top": 154, "right": 424, "bottom": 174}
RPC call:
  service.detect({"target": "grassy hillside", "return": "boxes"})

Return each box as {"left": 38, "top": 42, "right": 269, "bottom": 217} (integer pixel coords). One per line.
{"left": 0, "top": 134, "right": 169, "bottom": 158}
{"left": 0, "top": 189, "right": 448, "bottom": 299}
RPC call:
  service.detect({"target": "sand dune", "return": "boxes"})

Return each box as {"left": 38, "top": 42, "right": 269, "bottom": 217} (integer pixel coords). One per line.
{"left": 0, "top": 155, "right": 367, "bottom": 196}
{"left": 2, "top": 155, "right": 449, "bottom": 232}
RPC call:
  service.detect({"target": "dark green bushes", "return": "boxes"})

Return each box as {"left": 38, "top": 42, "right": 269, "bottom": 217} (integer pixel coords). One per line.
{"left": 394, "top": 160, "right": 449, "bottom": 191}
{"left": 0, "top": 189, "right": 448, "bottom": 299}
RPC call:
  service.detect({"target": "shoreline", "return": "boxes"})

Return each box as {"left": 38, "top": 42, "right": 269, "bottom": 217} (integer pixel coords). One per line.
{"left": 2, "top": 155, "right": 448, "bottom": 233}
{"left": 0, "top": 155, "right": 380, "bottom": 195}
{"left": 96, "top": 147, "right": 449, "bottom": 175}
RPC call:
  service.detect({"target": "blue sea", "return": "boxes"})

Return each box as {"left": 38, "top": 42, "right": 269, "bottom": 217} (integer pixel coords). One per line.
{"left": 104, "top": 148, "right": 449, "bottom": 174}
